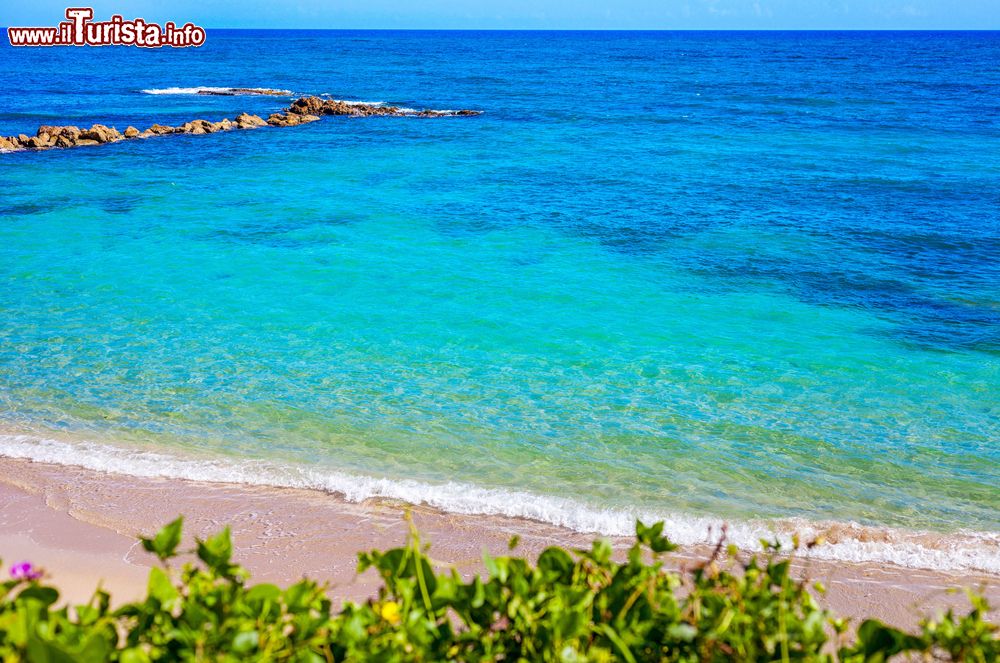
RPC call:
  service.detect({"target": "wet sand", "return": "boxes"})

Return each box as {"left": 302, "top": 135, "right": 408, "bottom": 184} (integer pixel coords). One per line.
{"left": 0, "top": 456, "right": 994, "bottom": 631}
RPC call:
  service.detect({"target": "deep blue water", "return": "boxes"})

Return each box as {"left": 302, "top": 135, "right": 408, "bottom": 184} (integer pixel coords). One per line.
{"left": 1, "top": 31, "right": 998, "bottom": 570}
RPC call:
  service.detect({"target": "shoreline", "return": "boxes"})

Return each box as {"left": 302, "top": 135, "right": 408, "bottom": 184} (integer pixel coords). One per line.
{"left": 0, "top": 455, "right": 995, "bottom": 631}
{"left": 1, "top": 431, "right": 998, "bottom": 576}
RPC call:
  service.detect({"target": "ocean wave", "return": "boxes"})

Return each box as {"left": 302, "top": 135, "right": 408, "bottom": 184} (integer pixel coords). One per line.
{"left": 1, "top": 433, "right": 997, "bottom": 575}
{"left": 140, "top": 87, "right": 293, "bottom": 96}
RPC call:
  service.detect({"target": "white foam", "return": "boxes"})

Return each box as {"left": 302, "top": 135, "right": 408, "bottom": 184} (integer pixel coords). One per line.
{"left": 140, "top": 87, "right": 292, "bottom": 96}
{"left": 1, "top": 433, "right": 997, "bottom": 575}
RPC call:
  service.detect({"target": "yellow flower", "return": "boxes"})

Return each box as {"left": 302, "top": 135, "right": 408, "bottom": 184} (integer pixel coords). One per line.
{"left": 379, "top": 601, "right": 401, "bottom": 624}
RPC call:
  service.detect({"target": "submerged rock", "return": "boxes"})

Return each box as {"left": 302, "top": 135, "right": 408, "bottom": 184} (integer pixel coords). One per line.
{"left": 197, "top": 87, "right": 289, "bottom": 96}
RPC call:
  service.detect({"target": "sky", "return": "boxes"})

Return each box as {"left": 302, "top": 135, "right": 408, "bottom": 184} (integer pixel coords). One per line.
{"left": 3, "top": 0, "right": 999, "bottom": 30}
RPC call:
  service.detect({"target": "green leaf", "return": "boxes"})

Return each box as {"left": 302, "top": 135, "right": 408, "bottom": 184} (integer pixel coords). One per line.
{"left": 120, "top": 647, "right": 152, "bottom": 663}
{"left": 147, "top": 567, "right": 178, "bottom": 606}
{"left": 196, "top": 526, "right": 233, "bottom": 572}
{"left": 232, "top": 630, "right": 260, "bottom": 653}
{"left": 597, "top": 624, "right": 637, "bottom": 663}
{"left": 140, "top": 517, "right": 184, "bottom": 561}
{"left": 856, "top": 619, "right": 923, "bottom": 658}
{"left": 246, "top": 583, "right": 281, "bottom": 604}
{"left": 636, "top": 520, "right": 677, "bottom": 553}
{"left": 538, "top": 547, "right": 575, "bottom": 583}
{"left": 26, "top": 637, "right": 78, "bottom": 663}
{"left": 17, "top": 585, "right": 59, "bottom": 606}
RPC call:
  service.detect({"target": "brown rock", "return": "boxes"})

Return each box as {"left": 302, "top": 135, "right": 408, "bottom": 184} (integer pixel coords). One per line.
{"left": 287, "top": 96, "right": 326, "bottom": 116}
{"left": 148, "top": 124, "right": 176, "bottom": 135}
{"left": 74, "top": 139, "right": 100, "bottom": 146}
{"left": 17, "top": 134, "right": 30, "bottom": 144}
{"left": 217, "top": 118, "right": 234, "bottom": 131}
{"left": 235, "top": 88, "right": 287, "bottom": 96}
{"left": 124, "top": 126, "right": 139, "bottom": 138}
{"left": 234, "top": 113, "right": 267, "bottom": 129}
{"left": 138, "top": 129, "right": 155, "bottom": 138}
{"left": 0, "top": 136, "right": 19, "bottom": 151}
{"left": 60, "top": 126, "right": 81, "bottom": 140}
{"left": 80, "top": 124, "right": 121, "bottom": 144}
{"left": 55, "top": 135, "right": 76, "bottom": 148}
{"left": 37, "top": 125, "right": 62, "bottom": 138}
{"left": 283, "top": 97, "right": 392, "bottom": 117}
{"left": 272, "top": 112, "right": 319, "bottom": 127}
{"left": 22, "top": 136, "right": 48, "bottom": 149}
{"left": 196, "top": 87, "right": 288, "bottom": 97}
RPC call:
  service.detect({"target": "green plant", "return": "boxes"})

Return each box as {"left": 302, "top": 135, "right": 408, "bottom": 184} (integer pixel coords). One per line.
{"left": 0, "top": 517, "right": 995, "bottom": 661}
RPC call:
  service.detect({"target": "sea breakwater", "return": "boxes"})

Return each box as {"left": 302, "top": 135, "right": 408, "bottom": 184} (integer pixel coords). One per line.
{"left": 0, "top": 95, "right": 481, "bottom": 152}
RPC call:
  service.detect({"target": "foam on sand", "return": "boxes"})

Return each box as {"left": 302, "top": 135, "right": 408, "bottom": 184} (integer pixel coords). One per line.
{"left": 1, "top": 433, "right": 997, "bottom": 575}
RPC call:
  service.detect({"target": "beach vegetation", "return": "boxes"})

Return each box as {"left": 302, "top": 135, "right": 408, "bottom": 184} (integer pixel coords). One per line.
{"left": 0, "top": 517, "right": 995, "bottom": 661}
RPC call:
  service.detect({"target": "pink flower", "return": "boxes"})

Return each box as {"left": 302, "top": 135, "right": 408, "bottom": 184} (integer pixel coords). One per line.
{"left": 9, "top": 561, "right": 42, "bottom": 581}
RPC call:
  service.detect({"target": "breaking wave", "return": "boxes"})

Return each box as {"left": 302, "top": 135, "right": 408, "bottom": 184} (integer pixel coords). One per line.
{"left": 1, "top": 433, "right": 997, "bottom": 575}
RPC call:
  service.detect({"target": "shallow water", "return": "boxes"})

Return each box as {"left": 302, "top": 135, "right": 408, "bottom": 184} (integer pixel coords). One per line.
{"left": 1, "top": 31, "right": 998, "bottom": 570}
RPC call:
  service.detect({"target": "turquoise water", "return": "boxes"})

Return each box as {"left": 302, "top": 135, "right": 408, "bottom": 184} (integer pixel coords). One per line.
{"left": 1, "top": 31, "right": 998, "bottom": 569}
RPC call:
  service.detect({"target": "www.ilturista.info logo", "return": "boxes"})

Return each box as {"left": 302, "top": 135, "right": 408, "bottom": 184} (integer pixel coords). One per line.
{"left": 7, "top": 8, "right": 206, "bottom": 48}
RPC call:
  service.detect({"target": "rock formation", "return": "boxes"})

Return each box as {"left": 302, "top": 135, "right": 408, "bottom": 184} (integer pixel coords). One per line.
{"left": 196, "top": 88, "right": 290, "bottom": 96}
{"left": 1, "top": 96, "right": 481, "bottom": 153}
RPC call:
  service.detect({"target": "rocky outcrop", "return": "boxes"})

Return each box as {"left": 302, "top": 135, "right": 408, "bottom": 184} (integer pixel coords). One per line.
{"left": 79, "top": 124, "right": 123, "bottom": 144}
{"left": 2, "top": 95, "right": 481, "bottom": 153}
{"left": 266, "top": 112, "right": 321, "bottom": 127}
{"left": 284, "top": 96, "right": 469, "bottom": 118}
{"left": 233, "top": 113, "right": 267, "bottom": 129}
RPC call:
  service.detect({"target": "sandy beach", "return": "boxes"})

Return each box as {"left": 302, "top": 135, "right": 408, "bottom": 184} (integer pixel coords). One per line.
{"left": 0, "top": 455, "right": 994, "bottom": 632}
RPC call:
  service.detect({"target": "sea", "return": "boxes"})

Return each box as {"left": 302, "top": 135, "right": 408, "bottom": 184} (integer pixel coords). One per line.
{"left": 1, "top": 30, "right": 998, "bottom": 572}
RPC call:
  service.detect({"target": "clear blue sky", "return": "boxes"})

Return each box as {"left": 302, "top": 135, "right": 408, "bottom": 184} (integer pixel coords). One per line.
{"left": 4, "top": 0, "right": 999, "bottom": 30}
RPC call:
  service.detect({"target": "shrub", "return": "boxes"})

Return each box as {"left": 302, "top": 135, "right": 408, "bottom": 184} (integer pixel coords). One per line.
{"left": 0, "top": 517, "right": 995, "bottom": 661}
